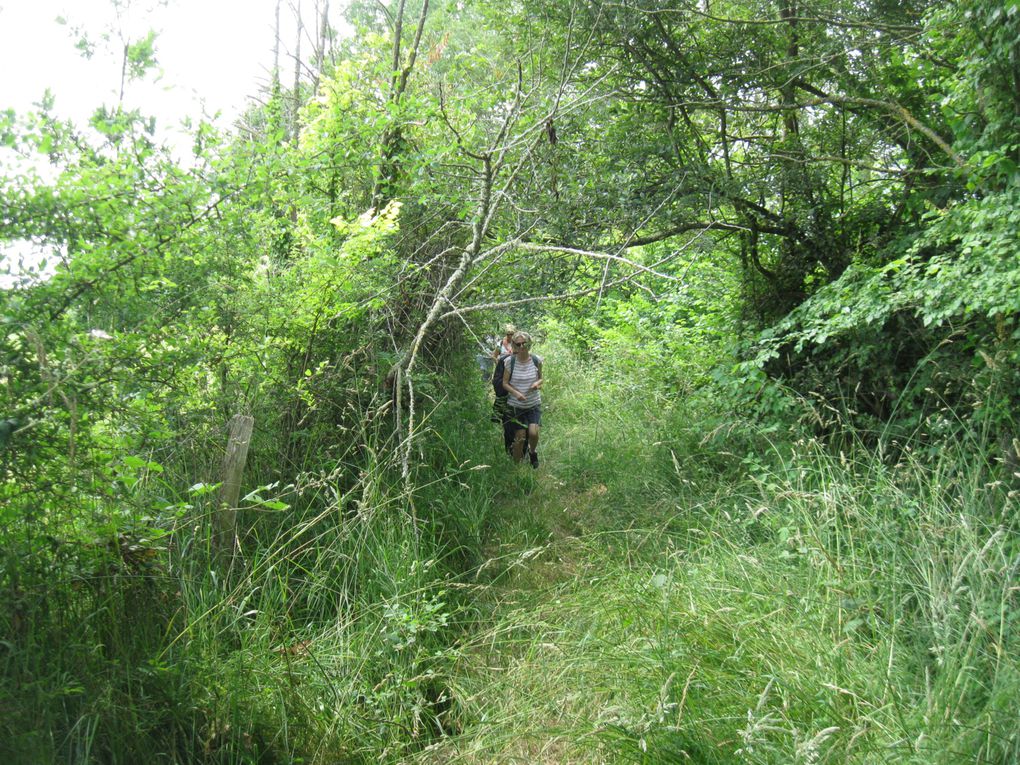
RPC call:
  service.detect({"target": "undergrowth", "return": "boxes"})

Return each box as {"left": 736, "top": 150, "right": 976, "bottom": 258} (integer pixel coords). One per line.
{"left": 0, "top": 359, "right": 501, "bottom": 764}
{"left": 417, "top": 344, "right": 1020, "bottom": 764}
{"left": 2, "top": 341, "right": 1017, "bottom": 764}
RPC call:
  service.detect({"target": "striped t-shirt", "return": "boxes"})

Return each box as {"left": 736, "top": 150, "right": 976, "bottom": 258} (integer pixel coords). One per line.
{"left": 508, "top": 355, "right": 542, "bottom": 409}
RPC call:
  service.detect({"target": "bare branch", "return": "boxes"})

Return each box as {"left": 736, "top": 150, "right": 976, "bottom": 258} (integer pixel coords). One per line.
{"left": 662, "top": 94, "right": 963, "bottom": 169}
{"left": 518, "top": 243, "right": 680, "bottom": 281}
{"left": 439, "top": 228, "right": 713, "bottom": 322}
{"left": 396, "top": 0, "right": 430, "bottom": 97}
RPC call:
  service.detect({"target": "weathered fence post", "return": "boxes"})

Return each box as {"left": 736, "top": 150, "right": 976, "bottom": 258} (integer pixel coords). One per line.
{"left": 215, "top": 414, "right": 254, "bottom": 562}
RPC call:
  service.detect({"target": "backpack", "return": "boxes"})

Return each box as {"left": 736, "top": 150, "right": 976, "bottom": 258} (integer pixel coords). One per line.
{"left": 492, "top": 353, "right": 541, "bottom": 398}
{"left": 492, "top": 353, "right": 515, "bottom": 398}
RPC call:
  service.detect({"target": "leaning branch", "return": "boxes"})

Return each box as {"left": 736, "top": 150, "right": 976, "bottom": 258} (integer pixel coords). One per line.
{"left": 437, "top": 275, "right": 662, "bottom": 320}
{"left": 439, "top": 229, "right": 716, "bottom": 322}
{"left": 399, "top": 153, "right": 495, "bottom": 485}
{"left": 608, "top": 220, "right": 756, "bottom": 249}
{"left": 670, "top": 94, "right": 965, "bottom": 169}
{"left": 395, "top": 0, "right": 430, "bottom": 97}
{"left": 518, "top": 243, "right": 680, "bottom": 281}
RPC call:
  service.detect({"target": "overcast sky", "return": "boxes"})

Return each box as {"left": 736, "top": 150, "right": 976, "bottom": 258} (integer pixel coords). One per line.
{"left": 0, "top": 0, "right": 344, "bottom": 285}
{"left": 0, "top": 0, "right": 328, "bottom": 128}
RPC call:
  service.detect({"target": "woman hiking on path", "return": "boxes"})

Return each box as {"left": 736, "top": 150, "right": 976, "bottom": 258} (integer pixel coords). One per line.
{"left": 502, "top": 331, "right": 543, "bottom": 468}
{"left": 477, "top": 324, "right": 516, "bottom": 382}
{"left": 493, "top": 324, "right": 516, "bottom": 359}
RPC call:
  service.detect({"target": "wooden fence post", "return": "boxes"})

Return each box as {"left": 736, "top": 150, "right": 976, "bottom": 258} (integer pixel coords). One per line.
{"left": 215, "top": 414, "right": 254, "bottom": 561}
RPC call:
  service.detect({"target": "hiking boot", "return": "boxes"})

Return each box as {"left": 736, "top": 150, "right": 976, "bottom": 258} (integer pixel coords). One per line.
{"left": 529, "top": 450, "right": 539, "bottom": 469}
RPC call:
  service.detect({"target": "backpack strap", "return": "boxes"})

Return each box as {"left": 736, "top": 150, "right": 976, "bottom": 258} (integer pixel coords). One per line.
{"left": 493, "top": 352, "right": 513, "bottom": 396}
{"left": 505, "top": 354, "right": 545, "bottom": 388}
{"left": 508, "top": 354, "right": 543, "bottom": 384}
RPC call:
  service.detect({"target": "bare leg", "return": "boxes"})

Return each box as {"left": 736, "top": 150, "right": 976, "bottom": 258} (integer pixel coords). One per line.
{"left": 527, "top": 424, "right": 540, "bottom": 454}
{"left": 512, "top": 429, "right": 527, "bottom": 462}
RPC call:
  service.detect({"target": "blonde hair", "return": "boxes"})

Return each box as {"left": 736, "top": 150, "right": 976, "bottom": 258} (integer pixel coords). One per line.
{"left": 512, "top": 331, "right": 531, "bottom": 346}
{"left": 503, "top": 323, "right": 517, "bottom": 335}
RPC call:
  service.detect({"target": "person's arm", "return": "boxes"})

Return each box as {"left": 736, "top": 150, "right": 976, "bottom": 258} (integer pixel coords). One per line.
{"left": 503, "top": 364, "right": 526, "bottom": 401}
{"left": 530, "top": 358, "right": 543, "bottom": 390}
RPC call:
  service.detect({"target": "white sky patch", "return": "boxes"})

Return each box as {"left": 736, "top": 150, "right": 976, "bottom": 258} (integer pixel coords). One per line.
{"left": 0, "top": 238, "right": 62, "bottom": 288}
{"left": 1, "top": 0, "right": 345, "bottom": 285}
{"left": 0, "top": 0, "right": 317, "bottom": 127}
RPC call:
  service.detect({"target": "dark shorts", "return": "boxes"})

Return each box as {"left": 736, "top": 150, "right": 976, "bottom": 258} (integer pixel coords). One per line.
{"left": 509, "top": 406, "right": 542, "bottom": 428}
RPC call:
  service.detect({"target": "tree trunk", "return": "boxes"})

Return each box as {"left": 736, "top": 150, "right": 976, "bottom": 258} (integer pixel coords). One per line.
{"left": 371, "top": 0, "right": 431, "bottom": 209}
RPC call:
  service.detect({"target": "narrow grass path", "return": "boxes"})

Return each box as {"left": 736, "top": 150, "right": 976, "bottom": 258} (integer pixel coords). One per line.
{"left": 417, "top": 362, "right": 726, "bottom": 763}
{"left": 423, "top": 434, "right": 635, "bottom": 762}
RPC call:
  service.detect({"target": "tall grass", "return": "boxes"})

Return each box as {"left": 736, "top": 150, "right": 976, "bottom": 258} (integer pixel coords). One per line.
{"left": 416, "top": 348, "right": 1019, "bottom": 764}
{"left": 0, "top": 359, "right": 507, "bottom": 764}
{"left": 4, "top": 340, "right": 1017, "bottom": 763}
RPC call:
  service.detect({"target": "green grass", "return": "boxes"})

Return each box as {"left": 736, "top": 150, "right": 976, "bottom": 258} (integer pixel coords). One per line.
{"left": 0, "top": 380, "right": 492, "bottom": 763}
{"left": 3, "top": 343, "right": 1017, "bottom": 763}
{"left": 412, "top": 348, "right": 1020, "bottom": 764}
